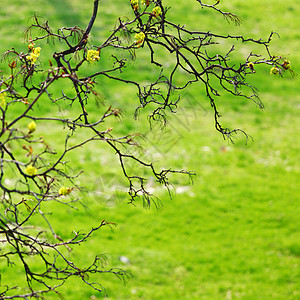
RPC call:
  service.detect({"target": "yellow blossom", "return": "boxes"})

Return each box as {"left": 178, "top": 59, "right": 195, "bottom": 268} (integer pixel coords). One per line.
{"left": 247, "top": 62, "right": 254, "bottom": 69}
{"left": 270, "top": 66, "right": 280, "bottom": 75}
{"left": 59, "top": 186, "right": 72, "bottom": 195}
{"left": 25, "top": 165, "right": 38, "bottom": 176}
{"left": 26, "top": 46, "right": 41, "bottom": 65}
{"left": 33, "top": 47, "right": 41, "bottom": 55}
{"left": 152, "top": 6, "right": 162, "bottom": 17}
{"left": 28, "top": 121, "right": 36, "bottom": 133}
{"left": 86, "top": 49, "right": 100, "bottom": 63}
{"left": 141, "top": 0, "right": 150, "bottom": 6}
{"left": 28, "top": 42, "right": 35, "bottom": 50}
{"left": 130, "top": 0, "right": 139, "bottom": 10}
{"left": 283, "top": 60, "right": 291, "bottom": 70}
{"left": 0, "top": 90, "right": 6, "bottom": 108}
{"left": 134, "top": 32, "right": 145, "bottom": 47}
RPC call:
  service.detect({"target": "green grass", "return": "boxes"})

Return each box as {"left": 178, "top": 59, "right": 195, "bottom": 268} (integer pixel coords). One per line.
{"left": 1, "top": 0, "right": 300, "bottom": 299}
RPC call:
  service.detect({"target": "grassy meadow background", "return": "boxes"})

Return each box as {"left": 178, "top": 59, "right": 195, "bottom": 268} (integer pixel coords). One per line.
{"left": 1, "top": 0, "right": 300, "bottom": 299}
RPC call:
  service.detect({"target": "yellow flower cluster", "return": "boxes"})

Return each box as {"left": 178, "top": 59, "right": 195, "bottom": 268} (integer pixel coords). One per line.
{"left": 283, "top": 59, "right": 291, "bottom": 70}
{"left": 59, "top": 186, "right": 72, "bottom": 196}
{"left": 26, "top": 46, "right": 41, "bottom": 65}
{"left": 152, "top": 6, "right": 162, "bottom": 17}
{"left": 131, "top": 1, "right": 162, "bottom": 16}
{"left": 28, "top": 42, "right": 35, "bottom": 50}
{"left": 25, "top": 165, "right": 38, "bottom": 176}
{"left": 134, "top": 32, "right": 145, "bottom": 47}
{"left": 87, "top": 49, "right": 100, "bottom": 63}
{"left": 141, "top": 0, "right": 150, "bottom": 5}
{"left": 247, "top": 62, "right": 254, "bottom": 69}
{"left": 28, "top": 121, "right": 36, "bottom": 133}
{"left": 0, "top": 90, "right": 6, "bottom": 108}
{"left": 131, "top": 0, "right": 139, "bottom": 11}
{"left": 270, "top": 66, "right": 280, "bottom": 75}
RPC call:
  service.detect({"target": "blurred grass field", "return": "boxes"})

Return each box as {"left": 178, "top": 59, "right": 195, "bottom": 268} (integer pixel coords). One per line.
{"left": 1, "top": 0, "right": 300, "bottom": 299}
